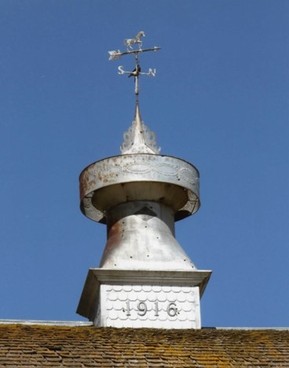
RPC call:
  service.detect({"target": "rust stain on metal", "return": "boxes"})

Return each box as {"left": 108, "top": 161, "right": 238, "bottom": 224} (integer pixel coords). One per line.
{"left": 108, "top": 221, "right": 123, "bottom": 244}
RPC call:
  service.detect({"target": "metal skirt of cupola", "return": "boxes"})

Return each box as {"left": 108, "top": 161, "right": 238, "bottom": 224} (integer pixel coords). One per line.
{"left": 77, "top": 31, "right": 211, "bottom": 329}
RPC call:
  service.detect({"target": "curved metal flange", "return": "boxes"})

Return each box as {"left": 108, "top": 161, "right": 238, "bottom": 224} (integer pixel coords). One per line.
{"left": 80, "top": 153, "right": 200, "bottom": 223}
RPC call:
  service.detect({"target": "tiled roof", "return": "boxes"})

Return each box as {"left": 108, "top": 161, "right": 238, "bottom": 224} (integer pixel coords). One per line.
{"left": 0, "top": 324, "right": 288, "bottom": 367}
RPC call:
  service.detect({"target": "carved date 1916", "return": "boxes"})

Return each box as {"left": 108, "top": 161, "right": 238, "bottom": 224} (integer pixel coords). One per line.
{"left": 123, "top": 300, "right": 178, "bottom": 318}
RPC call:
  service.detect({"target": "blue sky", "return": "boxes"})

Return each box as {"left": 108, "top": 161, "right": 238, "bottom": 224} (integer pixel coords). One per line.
{"left": 0, "top": 0, "right": 288, "bottom": 327}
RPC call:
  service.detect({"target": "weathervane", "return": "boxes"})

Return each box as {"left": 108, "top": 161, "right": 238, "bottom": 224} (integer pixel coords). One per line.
{"left": 108, "top": 31, "right": 160, "bottom": 97}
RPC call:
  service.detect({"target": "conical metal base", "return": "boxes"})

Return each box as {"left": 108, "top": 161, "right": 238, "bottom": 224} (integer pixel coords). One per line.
{"left": 100, "top": 201, "right": 196, "bottom": 270}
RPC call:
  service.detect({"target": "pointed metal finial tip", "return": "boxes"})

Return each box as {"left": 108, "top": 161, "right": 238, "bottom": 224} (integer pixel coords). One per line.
{"left": 120, "top": 103, "right": 160, "bottom": 155}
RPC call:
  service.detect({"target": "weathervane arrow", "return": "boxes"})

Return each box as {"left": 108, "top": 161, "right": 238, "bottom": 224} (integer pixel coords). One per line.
{"left": 108, "top": 46, "right": 161, "bottom": 61}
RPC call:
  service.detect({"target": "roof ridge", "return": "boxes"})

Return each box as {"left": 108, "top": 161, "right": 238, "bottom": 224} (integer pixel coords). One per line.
{"left": 0, "top": 319, "right": 93, "bottom": 327}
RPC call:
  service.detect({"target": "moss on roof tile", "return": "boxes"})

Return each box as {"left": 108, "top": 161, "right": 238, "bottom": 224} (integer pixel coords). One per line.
{"left": 0, "top": 324, "right": 288, "bottom": 367}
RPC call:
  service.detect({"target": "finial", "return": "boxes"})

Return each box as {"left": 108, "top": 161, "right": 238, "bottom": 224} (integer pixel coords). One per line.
{"left": 108, "top": 31, "right": 161, "bottom": 155}
{"left": 120, "top": 101, "right": 160, "bottom": 154}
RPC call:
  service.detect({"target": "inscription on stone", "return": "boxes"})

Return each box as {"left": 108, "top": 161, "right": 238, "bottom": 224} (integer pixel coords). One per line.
{"left": 100, "top": 284, "right": 201, "bottom": 329}
{"left": 124, "top": 300, "right": 178, "bottom": 318}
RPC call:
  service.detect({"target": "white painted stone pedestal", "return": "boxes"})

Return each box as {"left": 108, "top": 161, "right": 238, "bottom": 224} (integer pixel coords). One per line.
{"left": 77, "top": 269, "right": 211, "bottom": 329}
